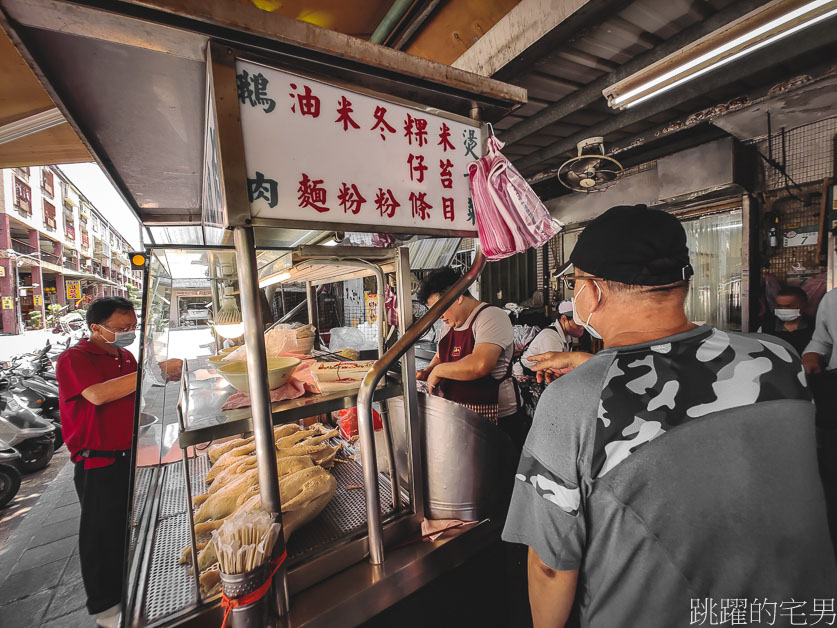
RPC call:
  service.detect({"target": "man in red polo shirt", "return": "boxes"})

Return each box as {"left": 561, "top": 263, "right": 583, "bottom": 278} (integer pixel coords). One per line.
{"left": 56, "top": 297, "right": 179, "bottom": 628}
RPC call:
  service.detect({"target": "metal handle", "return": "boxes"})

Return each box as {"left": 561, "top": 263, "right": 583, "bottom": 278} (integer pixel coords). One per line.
{"left": 357, "top": 248, "right": 486, "bottom": 564}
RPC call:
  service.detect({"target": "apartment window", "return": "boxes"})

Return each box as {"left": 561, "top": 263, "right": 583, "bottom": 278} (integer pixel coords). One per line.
{"left": 91, "top": 215, "right": 99, "bottom": 233}
{"left": 13, "top": 178, "right": 31, "bottom": 215}
{"left": 42, "top": 170, "right": 54, "bottom": 197}
{"left": 13, "top": 166, "right": 30, "bottom": 180}
{"left": 43, "top": 201, "right": 56, "bottom": 230}
{"left": 65, "top": 223, "right": 76, "bottom": 241}
{"left": 81, "top": 230, "right": 89, "bottom": 249}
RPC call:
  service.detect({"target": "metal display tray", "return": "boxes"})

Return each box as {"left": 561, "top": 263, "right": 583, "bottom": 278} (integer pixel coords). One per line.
{"left": 176, "top": 354, "right": 403, "bottom": 447}
{"left": 133, "top": 453, "right": 410, "bottom": 628}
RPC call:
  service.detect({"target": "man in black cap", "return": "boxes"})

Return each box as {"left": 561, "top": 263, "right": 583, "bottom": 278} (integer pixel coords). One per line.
{"left": 502, "top": 205, "right": 836, "bottom": 627}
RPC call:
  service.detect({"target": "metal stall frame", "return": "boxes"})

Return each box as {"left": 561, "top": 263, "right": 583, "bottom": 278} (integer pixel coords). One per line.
{"left": 0, "top": 2, "right": 527, "bottom": 624}
{"left": 130, "top": 244, "right": 426, "bottom": 627}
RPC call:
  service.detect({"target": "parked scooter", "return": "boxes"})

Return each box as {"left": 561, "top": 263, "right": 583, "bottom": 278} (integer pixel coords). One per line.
{"left": 0, "top": 392, "right": 55, "bottom": 473}
{"left": 3, "top": 372, "right": 62, "bottom": 450}
{"left": 0, "top": 440, "right": 22, "bottom": 508}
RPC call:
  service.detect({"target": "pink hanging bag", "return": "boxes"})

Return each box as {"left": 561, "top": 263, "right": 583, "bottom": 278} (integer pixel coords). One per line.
{"left": 468, "top": 133, "right": 561, "bottom": 260}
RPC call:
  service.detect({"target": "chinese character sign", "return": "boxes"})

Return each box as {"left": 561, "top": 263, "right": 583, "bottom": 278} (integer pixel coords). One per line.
{"left": 235, "top": 60, "right": 482, "bottom": 234}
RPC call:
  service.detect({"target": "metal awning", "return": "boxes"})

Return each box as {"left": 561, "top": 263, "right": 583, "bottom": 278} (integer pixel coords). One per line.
{"left": 0, "top": 0, "right": 526, "bottom": 233}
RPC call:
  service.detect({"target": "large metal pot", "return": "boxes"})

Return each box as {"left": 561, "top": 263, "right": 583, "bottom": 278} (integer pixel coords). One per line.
{"left": 387, "top": 393, "right": 517, "bottom": 521}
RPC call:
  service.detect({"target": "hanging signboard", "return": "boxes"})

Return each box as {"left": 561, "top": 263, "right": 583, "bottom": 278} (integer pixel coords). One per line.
{"left": 66, "top": 280, "right": 81, "bottom": 300}
{"left": 1, "top": 297, "right": 12, "bottom": 310}
{"left": 783, "top": 225, "right": 818, "bottom": 248}
{"left": 234, "top": 59, "right": 483, "bottom": 236}
{"left": 33, "top": 295, "right": 42, "bottom": 307}
{"left": 0, "top": 267, "right": 5, "bottom": 277}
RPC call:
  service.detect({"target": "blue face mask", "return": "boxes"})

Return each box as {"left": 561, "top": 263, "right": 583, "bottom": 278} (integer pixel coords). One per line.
{"left": 100, "top": 325, "right": 136, "bottom": 348}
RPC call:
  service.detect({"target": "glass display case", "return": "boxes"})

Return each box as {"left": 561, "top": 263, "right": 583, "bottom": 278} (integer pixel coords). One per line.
{"left": 125, "top": 245, "right": 421, "bottom": 627}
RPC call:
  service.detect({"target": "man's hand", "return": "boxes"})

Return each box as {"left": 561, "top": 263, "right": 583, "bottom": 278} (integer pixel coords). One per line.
{"left": 802, "top": 352, "right": 825, "bottom": 375}
{"left": 416, "top": 367, "right": 431, "bottom": 382}
{"left": 160, "top": 358, "right": 184, "bottom": 382}
{"left": 427, "top": 369, "right": 443, "bottom": 395}
{"left": 529, "top": 352, "right": 593, "bottom": 383}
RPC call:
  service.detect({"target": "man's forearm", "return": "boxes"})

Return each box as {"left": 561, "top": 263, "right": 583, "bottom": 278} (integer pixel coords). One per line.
{"left": 433, "top": 354, "right": 492, "bottom": 381}
{"left": 81, "top": 373, "right": 137, "bottom": 406}
{"left": 528, "top": 549, "right": 578, "bottom": 628}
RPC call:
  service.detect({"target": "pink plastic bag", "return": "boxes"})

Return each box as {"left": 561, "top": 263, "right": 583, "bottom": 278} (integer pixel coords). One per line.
{"left": 468, "top": 135, "right": 561, "bottom": 260}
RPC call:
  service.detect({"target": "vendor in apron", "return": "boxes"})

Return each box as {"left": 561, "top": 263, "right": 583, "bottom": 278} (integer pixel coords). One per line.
{"left": 416, "top": 268, "right": 522, "bottom": 446}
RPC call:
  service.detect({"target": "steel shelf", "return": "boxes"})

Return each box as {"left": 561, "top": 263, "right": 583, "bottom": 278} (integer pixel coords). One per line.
{"left": 177, "top": 381, "right": 403, "bottom": 448}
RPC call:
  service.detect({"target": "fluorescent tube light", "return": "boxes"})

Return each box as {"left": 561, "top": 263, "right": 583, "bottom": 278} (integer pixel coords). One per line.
{"left": 603, "top": 0, "right": 837, "bottom": 110}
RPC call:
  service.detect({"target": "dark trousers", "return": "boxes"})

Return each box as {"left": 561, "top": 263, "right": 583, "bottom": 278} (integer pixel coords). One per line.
{"left": 73, "top": 456, "right": 130, "bottom": 614}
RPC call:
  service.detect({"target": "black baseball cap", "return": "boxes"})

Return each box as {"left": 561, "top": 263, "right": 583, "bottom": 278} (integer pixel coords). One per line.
{"left": 560, "top": 204, "right": 694, "bottom": 286}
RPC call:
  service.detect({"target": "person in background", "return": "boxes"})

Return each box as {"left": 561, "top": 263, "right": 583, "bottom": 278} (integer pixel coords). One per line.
{"left": 506, "top": 205, "right": 835, "bottom": 628}
{"left": 416, "top": 268, "right": 523, "bottom": 447}
{"left": 800, "top": 237, "right": 837, "bottom": 553}
{"left": 517, "top": 300, "right": 584, "bottom": 375}
{"left": 761, "top": 286, "right": 814, "bottom": 356}
{"left": 56, "top": 297, "right": 181, "bottom": 628}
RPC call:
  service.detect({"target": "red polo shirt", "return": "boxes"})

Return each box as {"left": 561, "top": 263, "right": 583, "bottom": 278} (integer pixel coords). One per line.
{"left": 56, "top": 339, "right": 137, "bottom": 469}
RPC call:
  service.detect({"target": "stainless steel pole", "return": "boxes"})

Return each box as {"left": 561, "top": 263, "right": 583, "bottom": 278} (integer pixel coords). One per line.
{"left": 233, "top": 226, "right": 288, "bottom": 615}
{"left": 357, "top": 248, "right": 487, "bottom": 564}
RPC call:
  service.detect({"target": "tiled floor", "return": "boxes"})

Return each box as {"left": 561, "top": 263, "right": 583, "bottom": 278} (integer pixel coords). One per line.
{"left": 0, "top": 461, "right": 96, "bottom": 627}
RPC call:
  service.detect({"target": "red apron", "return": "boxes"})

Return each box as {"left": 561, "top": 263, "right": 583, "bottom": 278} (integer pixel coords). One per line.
{"left": 437, "top": 304, "right": 503, "bottom": 423}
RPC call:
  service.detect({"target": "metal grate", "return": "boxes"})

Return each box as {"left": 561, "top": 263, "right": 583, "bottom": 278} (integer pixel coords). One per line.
{"left": 285, "top": 458, "right": 395, "bottom": 566}
{"left": 158, "top": 456, "right": 210, "bottom": 520}
{"left": 752, "top": 117, "right": 836, "bottom": 191}
{"left": 141, "top": 453, "right": 397, "bottom": 625}
{"left": 130, "top": 467, "right": 154, "bottom": 552}
{"left": 764, "top": 182, "right": 827, "bottom": 284}
{"left": 144, "top": 512, "right": 197, "bottom": 623}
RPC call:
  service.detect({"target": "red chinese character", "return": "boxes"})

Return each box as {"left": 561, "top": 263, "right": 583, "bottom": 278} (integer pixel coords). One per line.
{"left": 337, "top": 183, "right": 366, "bottom": 214}
{"left": 408, "top": 154, "right": 427, "bottom": 183}
{"left": 440, "top": 159, "right": 454, "bottom": 189}
{"left": 375, "top": 188, "right": 400, "bottom": 219}
{"left": 289, "top": 83, "right": 320, "bottom": 117}
{"left": 438, "top": 123, "right": 455, "bottom": 152}
{"left": 442, "top": 198, "right": 455, "bottom": 222}
{"left": 298, "top": 173, "right": 328, "bottom": 213}
{"left": 409, "top": 191, "right": 432, "bottom": 221}
{"left": 335, "top": 96, "right": 360, "bottom": 131}
{"left": 404, "top": 114, "right": 428, "bottom": 146}
{"left": 371, "top": 106, "right": 396, "bottom": 140}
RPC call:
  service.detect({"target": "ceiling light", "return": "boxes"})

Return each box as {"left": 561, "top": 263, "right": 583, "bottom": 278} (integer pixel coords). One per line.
{"left": 258, "top": 271, "right": 292, "bottom": 289}
{"left": 603, "top": 0, "right": 837, "bottom": 110}
{"left": 213, "top": 286, "right": 244, "bottom": 339}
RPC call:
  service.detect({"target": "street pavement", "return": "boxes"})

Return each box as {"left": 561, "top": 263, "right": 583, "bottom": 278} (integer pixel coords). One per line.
{"left": 0, "top": 329, "right": 59, "bottom": 362}
{"left": 0, "top": 456, "right": 91, "bottom": 627}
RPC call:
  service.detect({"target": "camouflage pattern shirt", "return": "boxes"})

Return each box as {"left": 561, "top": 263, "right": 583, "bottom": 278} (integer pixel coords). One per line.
{"left": 503, "top": 325, "right": 837, "bottom": 628}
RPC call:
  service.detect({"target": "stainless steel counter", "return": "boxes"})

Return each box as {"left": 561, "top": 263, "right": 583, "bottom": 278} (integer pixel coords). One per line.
{"left": 177, "top": 357, "right": 403, "bottom": 447}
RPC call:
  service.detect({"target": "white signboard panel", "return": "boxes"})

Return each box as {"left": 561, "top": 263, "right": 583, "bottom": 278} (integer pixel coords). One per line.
{"left": 236, "top": 60, "right": 482, "bottom": 234}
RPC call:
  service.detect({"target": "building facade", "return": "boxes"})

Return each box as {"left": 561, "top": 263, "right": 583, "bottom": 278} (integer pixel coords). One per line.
{"left": 0, "top": 165, "right": 142, "bottom": 334}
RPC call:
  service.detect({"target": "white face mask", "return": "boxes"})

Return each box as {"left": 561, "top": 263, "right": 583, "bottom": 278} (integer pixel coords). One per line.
{"left": 774, "top": 308, "right": 801, "bottom": 322}
{"left": 571, "top": 281, "right": 603, "bottom": 339}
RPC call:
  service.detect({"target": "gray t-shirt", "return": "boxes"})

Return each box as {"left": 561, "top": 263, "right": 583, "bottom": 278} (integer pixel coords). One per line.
{"left": 503, "top": 325, "right": 837, "bottom": 627}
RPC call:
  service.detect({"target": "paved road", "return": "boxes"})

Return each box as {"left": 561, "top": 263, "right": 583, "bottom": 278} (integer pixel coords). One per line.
{"left": 0, "top": 447, "right": 70, "bottom": 550}
{"left": 0, "top": 330, "right": 59, "bottom": 362}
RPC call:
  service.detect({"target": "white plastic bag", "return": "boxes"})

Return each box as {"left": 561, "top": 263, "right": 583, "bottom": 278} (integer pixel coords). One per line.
{"left": 265, "top": 323, "right": 315, "bottom": 355}
{"left": 469, "top": 135, "right": 562, "bottom": 260}
{"left": 328, "top": 327, "right": 367, "bottom": 353}
{"left": 224, "top": 323, "right": 315, "bottom": 361}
